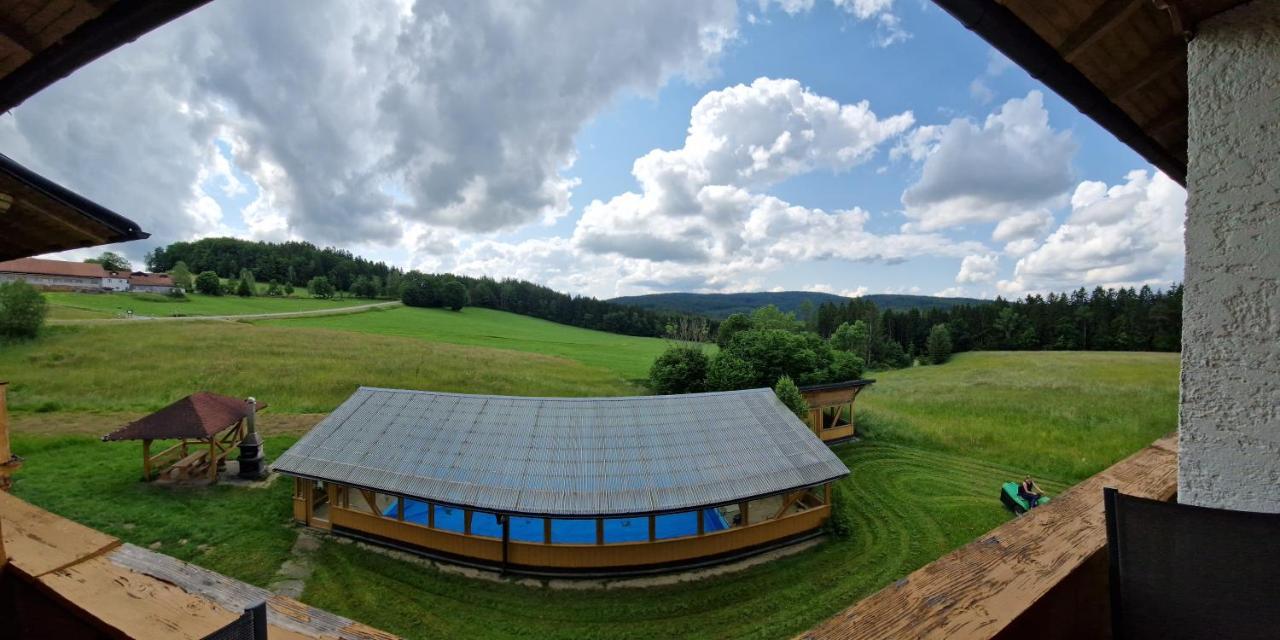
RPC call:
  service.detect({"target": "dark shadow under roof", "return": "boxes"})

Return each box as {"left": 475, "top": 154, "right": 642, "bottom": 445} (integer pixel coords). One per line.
{"left": 102, "top": 392, "right": 264, "bottom": 442}
{"left": 799, "top": 379, "right": 876, "bottom": 393}
{"left": 0, "top": 153, "right": 149, "bottom": 260}
{"left": 273, "top": 387, "right": 850, "bottom": 517}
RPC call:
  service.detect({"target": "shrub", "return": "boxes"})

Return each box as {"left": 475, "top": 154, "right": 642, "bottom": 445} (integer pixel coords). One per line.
{"left": 722, "top": 329, "right": 822, "bottom": 388}
{"left": 715, "top": 313, "right": 752, "bottom": 347}
{"left": 823, "top": 350, "right": 864, "bottom": 382}
{"left": 441, "top": 280, "right": 469, "bottom": 311}
{"left": 169, "top": 261, "right": 194, "bottom": 292}
{"left": 194, "top": 271, "right": 222, "bottom": 296}
{"left": 830, "top": 320, "right": 868, "bottom": 354}
{"left": 823, "top": 482, "right": 854, "bottom": 538}
{"left": 265, "top": 280, "right": 282, "bottom": 296}
{"left": 773, "top": 375, "right": 809, "bottom": 421}
{"left": 164, "top": 288, "right": 187, "bottom": 300}
{"left": 400, "top": 271, "right": 438, "bottom": 307}
{"left": 235, "top": 269, "right": 256, "bottom": 297}
{"left": 927, "top": 323, "right": 953, "bottom": 365}
{"left": 0, "top": 280, "right": 48, "bottom": 339}
{"left": 308, "top": 276, "right": 336, "bottom": 299}
{"left": 705, "top": 352, "right": 756, "bottom": 391}
{"left": 648, "top": 346, "right": 709, "bottom": 395}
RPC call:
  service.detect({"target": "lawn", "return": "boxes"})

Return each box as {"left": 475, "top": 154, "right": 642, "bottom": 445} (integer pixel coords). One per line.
{"left": 3, "top": 333, "right": 1178, "bottom": 639}
{"left": 7, "top": 430, "right": 1065, "bottom": 639}
{"left": 858, "top": 351, "right": 1180, "bottom": 482}
{"left": 44, "top": 291, "right": 373, "bottom": 319}
{"left": 258, "top": 306, "right": 671, "bottom": 384}
{"left": 0, "top": 322, "right": 640, "bottom": 414}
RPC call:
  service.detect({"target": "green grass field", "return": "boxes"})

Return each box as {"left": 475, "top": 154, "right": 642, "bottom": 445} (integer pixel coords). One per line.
{"left": 858, "top": 351, "right": 1180, "bottom": 482}
{"left": 45, "top": 291, "right": 372, "bottom": 319}
{"left": 0, "top": 322, "right": 640, "bottom": 414}
{"left": 3, "top": 300, "right": 1180, "bottom": 639}
{"left": 259, "top": 306, "right": 670, "bottom": 383}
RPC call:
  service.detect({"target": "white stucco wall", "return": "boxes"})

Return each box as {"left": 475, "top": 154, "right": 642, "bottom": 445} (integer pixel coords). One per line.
{"left": 1179, "top": 0, "right": 1280, "bottom": 513}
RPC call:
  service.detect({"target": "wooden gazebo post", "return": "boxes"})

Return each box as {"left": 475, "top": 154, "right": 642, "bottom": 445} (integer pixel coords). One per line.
{"left": 0, "top": 381, "right": 23, "bottom": 493}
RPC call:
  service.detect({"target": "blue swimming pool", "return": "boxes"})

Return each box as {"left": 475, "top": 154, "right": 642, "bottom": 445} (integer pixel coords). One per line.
{"left": 382, "top": 500, "right": 730, "bottom": 543}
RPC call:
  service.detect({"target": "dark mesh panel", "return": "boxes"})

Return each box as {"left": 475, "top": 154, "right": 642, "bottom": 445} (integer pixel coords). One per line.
{"left": 201, "top": 602, "right": 266, "bottom": 640}
{"left": 1106, "top": 489, "right": 1280, "bottom": 640}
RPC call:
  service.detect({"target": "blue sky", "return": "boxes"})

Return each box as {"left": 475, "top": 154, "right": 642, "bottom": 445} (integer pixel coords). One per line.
{"left": 2, "top": 0, "right": 1185, "bottom": 299}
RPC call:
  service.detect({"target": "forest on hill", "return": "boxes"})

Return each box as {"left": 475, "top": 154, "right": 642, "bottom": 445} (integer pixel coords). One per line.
{"left": 143, "top": 237, "right": 697, "bottom": 338}
{"left": 609, "top": 291, "right": 985, "bottom": 318}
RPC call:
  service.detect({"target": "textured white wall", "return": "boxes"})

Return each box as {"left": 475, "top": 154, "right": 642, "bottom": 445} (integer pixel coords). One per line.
{"left": 1180, "top": 0, "right": 1280, "bottom": 513}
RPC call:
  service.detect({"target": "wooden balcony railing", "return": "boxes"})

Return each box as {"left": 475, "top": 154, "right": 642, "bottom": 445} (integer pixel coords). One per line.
{"left": 800, "top": 434, "right": 1178, "bottom": 640}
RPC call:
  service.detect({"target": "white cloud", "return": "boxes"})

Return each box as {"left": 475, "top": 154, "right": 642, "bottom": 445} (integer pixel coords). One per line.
{"left": 764, "top": 0, "right": 908, "bottom": 46}
{"left": 900, "top": 91, "right": 1076, "bottom": 233}
{"left": 0, "top": 0, "right": 740, "bottom": 265}
{"left": 956, "top": 253, "right": 999, "bottom": 284}
{"left": 997, "top": 170, "right": 1186, "bottom": 296}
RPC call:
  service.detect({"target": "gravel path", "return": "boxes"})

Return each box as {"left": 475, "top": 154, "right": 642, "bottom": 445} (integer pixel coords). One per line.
{"left": 48, "top": 300, "right": 401, "bottom": 325}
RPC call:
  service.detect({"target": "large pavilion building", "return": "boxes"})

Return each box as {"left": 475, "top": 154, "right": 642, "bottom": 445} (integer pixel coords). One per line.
{"left": 273, "top": 386, "right": 850, "bottom": 574}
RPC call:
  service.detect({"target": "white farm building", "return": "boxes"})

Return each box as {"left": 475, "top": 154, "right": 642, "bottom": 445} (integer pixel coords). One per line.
{"left": 0, "top": 257, "right": 180, "bottom": 294}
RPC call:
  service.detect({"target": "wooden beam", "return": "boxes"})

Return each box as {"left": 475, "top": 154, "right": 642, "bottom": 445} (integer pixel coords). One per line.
{"left": 396, "top": 497, "right": 405, "bottom": 521}
{"left": 1107, "top": 43, "right": 1186, "bottom": 101}
{"left": 0, "top": 16, "right": 41, "bottom": 55}
{"left": 463, "top": 510, "right": 472, "bottom": 535}
{"left": 595, "top": 518, "right": 604, "bottom": 545}
{"left": 208, "top": 439, "right": 217, "bottom": 482}
{"left": 1143, "top": 103, "right": 1186, "bottom": 134}
{"left": 428, "top": 502, "right": 435, "bottom": 529}
{"left": 545, "top": 517, "right": 553, "bottom": 543}
{"left": 772, "top": 491, "right": 804, "bottom": 520}
{"left": 648, "top": 515, "right": 656, "bottom": 542}
{"left": 741, "top": 501, "right": 750, "bottom": 527}
{"left": 696, "top": 511, "right": 705, "bottom": 536}
{"left": 142, "top": 439, "right": 152, "bottom": 481}
{"left": 1058, "top": 0, "right": 1145, "bottom": 62}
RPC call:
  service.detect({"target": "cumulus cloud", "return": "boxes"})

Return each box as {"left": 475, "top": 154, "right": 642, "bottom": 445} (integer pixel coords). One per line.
{"left": 997, "top": 170, "right": 1186, "bottom": 296}
{"left": 550, "top": 78, "right": 987, "bottom": 294}
{"left": 763, "top": 0, "right": 907, "bottom": 46}
{"left": 900, "top": 91, "right": 1076, "bottom": 234}
{"left": 956, "top": 253, "right": 999, "bottom": 284}
{"left": 0, "top": 0, "right": 740, "bottom": 262}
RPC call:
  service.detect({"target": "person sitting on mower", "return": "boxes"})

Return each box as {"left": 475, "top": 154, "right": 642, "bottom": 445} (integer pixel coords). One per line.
{"left": 1019, "top": 476, "right": 1044, "bottom": 508}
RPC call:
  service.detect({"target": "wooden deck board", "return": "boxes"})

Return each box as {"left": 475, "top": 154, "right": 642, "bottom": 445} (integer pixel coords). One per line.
{"left": 37, "top": 555, "right": 238, "bottom": 640}
{"left": 800, "top": 435, "right": 1178, "bottom": 640}
{"left": 0, "top": 489, "right": 119, "bottom": 577}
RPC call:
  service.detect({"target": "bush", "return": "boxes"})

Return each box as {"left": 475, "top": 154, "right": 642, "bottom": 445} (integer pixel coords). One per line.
{"left": 705, "top": 352, "right": 756, "bottom": 391}
{"left": 773, "top": 375, "right": 809, "bottom": 421}
{"left": 648, "top": 346, "right": 709, "bottom": 395}
{"left": 194, "top": 271, "right": 222, "bottom": 296}
{"left": 830, "top": 320, "right": 868, "bottom": 354}
{"left": 169, "top": 261, "right": 194, "bottom": 292}
{"left": 926, "top": 323, "right": 953, "bottom": 365}
{"left": 308, "top": 276, "right": 336, "bottom": 299}
{"left": 164, "top": 288, "right": 187, "bottom": 300}
{"left": 441, "top": 280, "right": 469, "bottom": 311}
{"left": 265, "top": 280, "right": 282, "bottom": 296}
{"left": 823, "top": 482, "right": 854, "bottom": 538}
{"left": 715, "top": 313, "right": 753, "bottom": 347}
{"left": 823, "top": 350, "right": 864, "bottom": 382}
{"left": 235, "top": 269, "right": 255, "bottom": 297}
{"left": 400, "top": 271, "right": 437, "bottom": 307}
{"left": 0, "top": 280, "right": 48, "bottom": 340}
{"left": 722, "top": 329, "right": 822, "bottom": 388}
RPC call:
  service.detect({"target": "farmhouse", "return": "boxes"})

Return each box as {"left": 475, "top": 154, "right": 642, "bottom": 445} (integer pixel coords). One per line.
{"left": 274, "top": 386, "right": 849, "bottom": 574}
{"left": 0, "top": 257, "right": 180, "bottom": 293}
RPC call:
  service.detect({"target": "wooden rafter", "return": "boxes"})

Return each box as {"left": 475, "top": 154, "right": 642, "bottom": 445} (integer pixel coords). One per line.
{"left": 1106, "top": 42, "right": 1186, "bottom": 101}
{"left": 0, "top": 15, "right": 40, "bottom": 55}
{"left": 1058, "top": 0, "right": 1145, "bottom": 62}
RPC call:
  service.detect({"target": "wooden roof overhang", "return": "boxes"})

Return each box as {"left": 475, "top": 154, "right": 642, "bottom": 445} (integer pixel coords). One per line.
{"left": 0, "top": 0, "right": 214, "bottom": 260}
{"left": 0, "top": 0, "right": 213, "bottom": 112}
{"left": 932, "top": 0, "right": 1251, "bottom": 186}
{"left": 0, "top": 153, "right": 149, "bottom": 260}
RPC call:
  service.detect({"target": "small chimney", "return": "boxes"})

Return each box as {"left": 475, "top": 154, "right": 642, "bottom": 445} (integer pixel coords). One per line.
{"left": 237, "top": 396, "right": 266, "bottom": 480}
{"left": 0, "top": 381, "right": 23, "bottom": 492}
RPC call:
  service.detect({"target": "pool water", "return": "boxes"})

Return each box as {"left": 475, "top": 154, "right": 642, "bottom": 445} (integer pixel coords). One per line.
{"left": 382, "top": 500, "right": 730, "bottom": 543}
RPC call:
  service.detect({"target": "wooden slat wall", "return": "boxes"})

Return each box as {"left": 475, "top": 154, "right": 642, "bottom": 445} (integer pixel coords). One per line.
{"left": 330, "top": 504, "right": 830, "bottom": 570}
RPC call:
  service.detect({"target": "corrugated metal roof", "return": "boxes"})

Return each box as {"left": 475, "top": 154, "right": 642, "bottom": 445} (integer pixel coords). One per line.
{"left": 273, "top": 387, "right": 850, "bottom": 517}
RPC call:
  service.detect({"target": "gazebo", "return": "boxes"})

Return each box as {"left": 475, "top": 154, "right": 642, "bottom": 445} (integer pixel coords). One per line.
{"left": 273, "top": 386, "right": 849, "bottom": 575}
{"left": 102, "top": 393, "right": 265, "bottom": 483}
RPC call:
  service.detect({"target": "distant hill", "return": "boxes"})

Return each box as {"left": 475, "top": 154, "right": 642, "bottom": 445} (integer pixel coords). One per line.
{"left": 608, "top": 291, "right": 988, "bottom": 319}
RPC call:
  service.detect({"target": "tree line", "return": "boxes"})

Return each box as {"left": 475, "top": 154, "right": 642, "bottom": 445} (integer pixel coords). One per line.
{"left": 144, "top": 237, "right": 701, "bottom": 338}
{"left": 809, "top": 284, "right": 1183, "bottom": 363}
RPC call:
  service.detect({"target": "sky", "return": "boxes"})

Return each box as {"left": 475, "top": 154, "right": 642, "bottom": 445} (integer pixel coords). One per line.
{"left": 0, "top": 0, "right": 1186, "bottom": 300}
